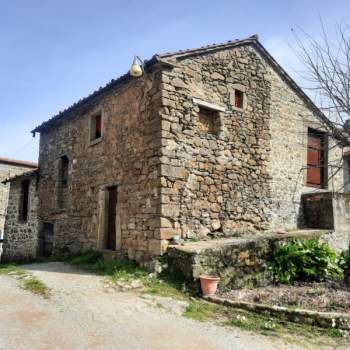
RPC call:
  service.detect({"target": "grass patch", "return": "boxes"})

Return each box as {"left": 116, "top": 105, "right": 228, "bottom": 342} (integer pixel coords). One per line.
{"left": 62, "top": 250, "right": 192, "bottom": 300}
{"left": 184, "top": 301, "right": 224, "bottom": 321}
{"left": 183, "top": 300, "right": 348, "bottom": 346}
{"left": 21, "top": 276, "right": 50, "bottom": 298}
{"left": 0, "top": 264, "right": 26, "bottom": 276}
{"left": 0, "top": 263, "right": 50, "bottom": 298}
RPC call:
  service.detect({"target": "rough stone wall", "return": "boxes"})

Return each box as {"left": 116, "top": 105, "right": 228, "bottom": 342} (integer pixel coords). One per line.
{"left": 168, "top": 231, "right": 326, "bottom": 290}
{"left": 302, "top": 192, "right": 350, "bottom": 251}
{"left": 37, "top": 71, "right": 163, "bottom": 262}
{"left": 268, "top": 64, "right": 345, "bottom": 230}
{"left": 2, "top": 176, "right": 38, "bottom": 261}
{"left": 0, "top": 162, "right": 36, "bottom": 234}
{"left": 302, "top": 192, "right": 334, "bottom": 229}
{"left": 34, "top": 42, "right": 348, "bottom": 261}
{"left": 159, "top": 46, "right": 273, "bottom": 239}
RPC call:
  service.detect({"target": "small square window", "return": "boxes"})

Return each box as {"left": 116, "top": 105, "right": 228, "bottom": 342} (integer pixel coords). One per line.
{"left": 90, "top": 114, "right": 102, "bottom": 141}
{"left": 197, "top": 107, "right": 220, "bottom": 135}
{"left": 234, "top": 90, "right": 244, "bottom": 109}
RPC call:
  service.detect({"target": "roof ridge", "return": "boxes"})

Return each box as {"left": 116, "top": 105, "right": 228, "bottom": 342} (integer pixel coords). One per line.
{"left": 157, "top": 35, "right": 258, "bottom": 58}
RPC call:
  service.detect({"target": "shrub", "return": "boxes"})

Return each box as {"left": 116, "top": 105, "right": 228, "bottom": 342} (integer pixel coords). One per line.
{"left": 269, "top": 239, "right": 343, "bottom": 284}
{"left": 338, "top": 249, "right": 350, "bottom": 272}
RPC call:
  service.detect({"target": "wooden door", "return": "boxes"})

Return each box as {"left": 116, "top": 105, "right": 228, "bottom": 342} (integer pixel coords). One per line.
{"left": 38, "top": 223, "right": 54, "bottom": 257}
{"left": 106, "top": 186, "right": 117, "bottom": 250}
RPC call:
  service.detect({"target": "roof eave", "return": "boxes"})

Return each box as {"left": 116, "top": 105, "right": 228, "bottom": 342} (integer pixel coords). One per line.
{"left": 31, "top": 55, "right": 167, "bottom": 135}
{"left": 2, "top": 169, "right": 38, "bottom": 184}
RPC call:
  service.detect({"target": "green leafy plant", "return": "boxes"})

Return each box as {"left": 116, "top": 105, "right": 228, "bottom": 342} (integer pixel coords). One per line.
{"left": 338, "top": 249, "right": 350, "bottom": 272}
{"left": 269, "top": 239, "right": 343, "bottom": 284}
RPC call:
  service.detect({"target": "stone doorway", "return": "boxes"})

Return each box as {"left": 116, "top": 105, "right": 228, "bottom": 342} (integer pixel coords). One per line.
{"left": 38, "top": 223, "right": 54, "bottom": 257}
{"left": 106, "top": 186, "right": 117, "bottom": 250}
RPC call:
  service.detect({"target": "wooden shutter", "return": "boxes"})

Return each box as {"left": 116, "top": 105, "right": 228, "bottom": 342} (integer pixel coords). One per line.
{"left": 307, "top": 133, "right": 323, "bottom": 187}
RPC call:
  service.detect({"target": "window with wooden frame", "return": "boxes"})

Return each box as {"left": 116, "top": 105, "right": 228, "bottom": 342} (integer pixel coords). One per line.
{"left": 19, "top": 180, "right": 30, "bottom": 222}
{"left": 306, "top": 129, "right": 327, "bottom": 188}
{"left": 90, "top": 113, "right": 102, "bottom": 142}
{"left": 197, "top": 107, "right": 220, "bottom": 135}
{"left": 234, "top": 89, "right": 244, "bottom": 109}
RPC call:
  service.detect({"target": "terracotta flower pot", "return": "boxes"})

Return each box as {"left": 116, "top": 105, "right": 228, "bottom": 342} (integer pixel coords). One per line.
{"left": 199, "top": 274, "right": 220, "bottom": 296}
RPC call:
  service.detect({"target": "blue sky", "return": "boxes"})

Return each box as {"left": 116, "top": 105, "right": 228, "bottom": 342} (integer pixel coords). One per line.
{"left": 1, "top": 0, "right": 349, "bottom": 162}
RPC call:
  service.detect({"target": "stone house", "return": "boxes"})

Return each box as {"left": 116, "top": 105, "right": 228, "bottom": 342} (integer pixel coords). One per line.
{"left": 0, "top": 157, "right": 37, "bottom": 235}
{"left": 2, "top": 170, "right": 38, "bottom": 261}
{"left": 3, "top": 35, "right": 350, "bottom": 263}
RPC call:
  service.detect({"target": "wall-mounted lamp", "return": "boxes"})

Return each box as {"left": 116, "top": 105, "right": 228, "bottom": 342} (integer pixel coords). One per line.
{"left": 129, "top": 56, "right": 144, "bottom": 77}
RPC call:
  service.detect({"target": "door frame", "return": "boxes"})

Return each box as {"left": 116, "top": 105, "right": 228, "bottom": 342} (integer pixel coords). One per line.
{"left": 97, "top": 183, "right": 121, "bottom": 251}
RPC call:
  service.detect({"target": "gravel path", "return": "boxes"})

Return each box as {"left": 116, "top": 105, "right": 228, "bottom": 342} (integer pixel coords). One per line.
{"left": 0, "top": 262, "right": 345, "bottom": 350}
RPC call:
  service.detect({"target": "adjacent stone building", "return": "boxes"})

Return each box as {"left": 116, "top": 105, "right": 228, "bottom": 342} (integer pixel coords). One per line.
{"left": 0, "top": 157, "right": 37, "bottom": 235}
{"left": 2, "top": 170, "right": 39, "bottom": 261}
{"left": 3, "top": 35, "right": 350, "bottom": 263}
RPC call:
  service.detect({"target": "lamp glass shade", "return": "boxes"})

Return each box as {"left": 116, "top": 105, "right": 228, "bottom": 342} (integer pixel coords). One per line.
{"left": 129, "top": 63, "right": 143, "bottom": 77}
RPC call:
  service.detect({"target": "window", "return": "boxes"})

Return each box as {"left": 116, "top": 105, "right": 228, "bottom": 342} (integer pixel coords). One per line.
{"left": 57, "top": 155, "right": 69, "bottom": 208}
{"left": 343, "top": 155, "right": 350, "bottom": 192}
{"left": 60, "top": 156, "right": 69, "bottom": 187}
{"left": 234, "top": 90, "right": 244, "bottom": 109}
{"left": 306, "top": 129, "right": 327, "bottom": 188}
{"left": 90, "top": 114, "right": 102, "bottom": 142}
{"left": 197, "top": 107, "right": 220, "bottom": 135}
{"left": 19, "top": 180, "right": 30, "bottom": 222}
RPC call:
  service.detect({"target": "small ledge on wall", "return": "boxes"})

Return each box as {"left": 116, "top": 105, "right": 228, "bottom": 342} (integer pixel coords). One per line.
{"left": 192, "top": 98, "right": 227, "bottom": 112}
{"left": 89, "top": 137, "right": 103, "bottom": 147}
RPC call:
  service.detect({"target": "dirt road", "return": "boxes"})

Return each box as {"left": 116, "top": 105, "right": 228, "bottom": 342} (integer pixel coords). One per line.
{"left": 0, "top": 262, "right": 344, "bottom": 350}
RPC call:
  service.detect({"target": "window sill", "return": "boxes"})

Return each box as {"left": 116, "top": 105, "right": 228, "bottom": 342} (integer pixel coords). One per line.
{"left": 89, "top": 137, "right": 103, "bottom": 147}
{"left": 304, "top": 184, "right": 328, "bottom": 191}
{"left": 231, "top": 106, "right": 244, "bottom": 112}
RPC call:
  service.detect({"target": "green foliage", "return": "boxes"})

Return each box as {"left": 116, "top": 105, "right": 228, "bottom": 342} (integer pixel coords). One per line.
{"left": 62, "top": 250, "right": 193, "bottom": 299}
{"left": 184, "top": 301, "right": 224, "bottom": 321}
{"left": 269, "top": 239, "right": 343, "bottom": 284}
{"left": 338, "top": 249, "right": 350, "bottom": 272}
{"left": 62, "top": 250, "right": 147, "bottom": 277}
{"left": 0, "top": 264, "right": 50, "bottom": 298}
{"left": 0, "top": 264, "right": 27, "bottom": 276}
{"left": 22, "top": 276, "right": 50, "bottom": 298}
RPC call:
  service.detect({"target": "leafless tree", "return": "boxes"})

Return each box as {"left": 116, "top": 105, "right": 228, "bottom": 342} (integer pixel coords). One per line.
{"left": 293, "top": 22, "right": 350, "bottom": 286}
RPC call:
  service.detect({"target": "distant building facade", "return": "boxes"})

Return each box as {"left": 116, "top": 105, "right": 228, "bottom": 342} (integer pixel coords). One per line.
{"left": 0, "top": 157, "right": 37, "bottom": 235}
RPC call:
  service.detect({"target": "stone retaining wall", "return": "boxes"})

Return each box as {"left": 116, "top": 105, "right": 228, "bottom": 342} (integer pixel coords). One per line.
{"left": 167, "top": 231, "right": 327, "bottom": 290}
{"left": 205, "top": 295, "right": 350, "bottom": 330}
